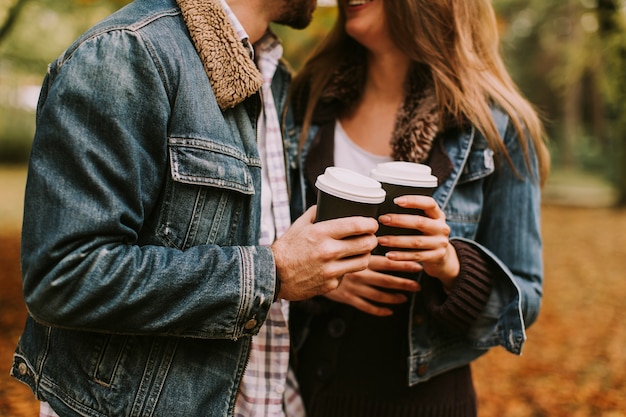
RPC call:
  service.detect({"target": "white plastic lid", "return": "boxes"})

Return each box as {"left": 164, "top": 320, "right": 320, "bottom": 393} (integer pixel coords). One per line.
{"left": 315, "top": 167, "right": 386, "bottom": 204}
{"left": 370, "top": 161, "right": 438, "bottom": 187}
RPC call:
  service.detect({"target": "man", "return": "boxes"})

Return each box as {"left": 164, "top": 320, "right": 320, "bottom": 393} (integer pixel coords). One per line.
{"left": 10, "top": 0, "right": 379, "bottom": 416}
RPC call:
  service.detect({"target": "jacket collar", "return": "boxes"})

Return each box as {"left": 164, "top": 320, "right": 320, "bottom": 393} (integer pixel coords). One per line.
{"left": 176, "top": 0, "right": 263, "bottom": 110}
{"left": 317, "top": 57, "right": 441, "bottom": 165}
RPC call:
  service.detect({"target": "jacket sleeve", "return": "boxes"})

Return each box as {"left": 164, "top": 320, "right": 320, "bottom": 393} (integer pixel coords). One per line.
{"left": 20, "top": 30, "right": 275, "bottom": 340}
{"left": 457, "top": 113, "right": 544, "bottom": 355}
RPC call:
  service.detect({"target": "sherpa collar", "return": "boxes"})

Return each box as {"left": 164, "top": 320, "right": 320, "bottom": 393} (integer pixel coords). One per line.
{"left": 176, "top": 0, "right": 263, "bottom": 109}
{"left": 320, "top": 57, "right": 440, "bottom": 164}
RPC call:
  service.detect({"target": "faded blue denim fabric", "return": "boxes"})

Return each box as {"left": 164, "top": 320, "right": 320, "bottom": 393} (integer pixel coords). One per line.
{"left": 11, "top": 0, "right": 295, "bottom": 415}
{"left": 292, "top": 106, "right": 544, "bottom": 386}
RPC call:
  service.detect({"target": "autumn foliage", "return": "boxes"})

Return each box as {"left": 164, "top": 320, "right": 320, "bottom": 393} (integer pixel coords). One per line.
{"left": 1, "top": 205, "right": 625, "bottom": 416}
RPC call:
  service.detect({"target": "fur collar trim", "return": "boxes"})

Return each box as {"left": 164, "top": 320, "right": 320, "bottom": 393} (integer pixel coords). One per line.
{"left": 177, "top": 0, "right": 263, "bottom": 109}
{"left": 392, "top": 79, "right": 439, "bottom": 163}
{"left": 322, "top": 58, "right": 440, "bottom": 164}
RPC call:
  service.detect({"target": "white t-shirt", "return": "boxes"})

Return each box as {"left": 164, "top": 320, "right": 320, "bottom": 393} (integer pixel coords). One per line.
{"left": 333, "top": 120, "right": 392, "bottom": 173}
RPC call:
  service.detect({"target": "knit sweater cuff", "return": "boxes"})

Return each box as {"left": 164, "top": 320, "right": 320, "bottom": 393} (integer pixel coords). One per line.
{"left": 422, "top": 240, "right": 494, "bottom": 334}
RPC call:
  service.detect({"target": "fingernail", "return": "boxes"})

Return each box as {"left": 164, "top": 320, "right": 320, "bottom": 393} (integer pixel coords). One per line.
{"left": 379, "top": 215, "right": 391, "bottom": 224}
{"left": 394, "top": 197, "right": 407, "bottom": 205}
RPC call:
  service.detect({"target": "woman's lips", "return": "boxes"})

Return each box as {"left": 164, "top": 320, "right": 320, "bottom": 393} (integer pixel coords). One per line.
{"left": 347, "top": 0, "right": 373, "bottom": 6}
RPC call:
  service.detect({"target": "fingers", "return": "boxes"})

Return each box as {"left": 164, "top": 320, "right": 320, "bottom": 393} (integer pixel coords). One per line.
{"left": 325, "top": 271, "right": 417, "bottom": 317}
{"left": 378, "top": 212, "right": 449, "bottom": 239}
{"left": 299, "top": 205, "right": 318, "bottom": 223}
{"left": 326, "top": 289, "right": 395, "bottom": 317}
{"left": 376, "top": 195, "right": 450, "bottom": 253}
{"left": 325, "top": 252, "right": 373, "bottom": 283}
{"left": 337, "top": 232, "right": 380, "bottom": 260}
{"left": 393, "top": 195, "right": 443, "bottom": 219}
{"left": 373, "top": 196, "right": 460, "bottom": 282}
{"left": 379, "top": 237, "right": 448, "bottom": 263}
{"left": 369, "top": 254, "right": 423, "bottom": 274}
{"left": 316, "top": 214, "right": 380, "bottom": 240}
{"left": 346, "top": 267, "right": 421, "bottom": 295}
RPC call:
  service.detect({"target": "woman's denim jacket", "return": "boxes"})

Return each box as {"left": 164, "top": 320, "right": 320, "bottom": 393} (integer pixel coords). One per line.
{"left": 11, "top": 0, "right": 298, "bottom": 415}
{"left": 290, "top": 107, "right": 544, "bottom": 386}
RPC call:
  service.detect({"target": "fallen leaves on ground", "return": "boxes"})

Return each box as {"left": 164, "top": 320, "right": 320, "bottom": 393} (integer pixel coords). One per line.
{"left": 1, "top": 205, "right": 625, "bottom": 416}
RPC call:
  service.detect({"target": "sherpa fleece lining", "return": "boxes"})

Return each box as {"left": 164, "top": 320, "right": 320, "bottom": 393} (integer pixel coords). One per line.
{"left": 177, "top": 0, "right": 263, "bottom": 109}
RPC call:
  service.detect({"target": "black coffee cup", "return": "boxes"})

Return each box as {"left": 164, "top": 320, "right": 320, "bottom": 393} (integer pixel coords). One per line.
{"left": 314, "top": 167, "right": 386, "bottom": 223}
{"left": 370, "top": 161, "right": 438, "bottom": 254}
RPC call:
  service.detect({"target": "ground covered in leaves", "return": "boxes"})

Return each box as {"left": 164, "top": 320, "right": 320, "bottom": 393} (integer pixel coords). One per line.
{"left": 1, "top": 205, "right": 625, "bottom": 416}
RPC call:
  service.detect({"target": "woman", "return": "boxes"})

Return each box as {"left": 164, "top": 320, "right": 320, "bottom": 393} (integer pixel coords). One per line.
{"left": 288, "top": 0, "right": 550, "bottom": 416}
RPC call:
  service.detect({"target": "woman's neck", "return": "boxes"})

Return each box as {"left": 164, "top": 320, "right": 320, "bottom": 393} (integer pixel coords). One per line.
{"left": 364, "top": 50, "right": 410, "bottom": 103}
{"left": 338, "top": 50, "right": 411, "bottom": 157}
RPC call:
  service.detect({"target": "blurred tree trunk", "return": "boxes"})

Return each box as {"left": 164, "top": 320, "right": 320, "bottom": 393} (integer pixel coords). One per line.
{"left": 560, "top": 1, "right": 584, "bottom": 170}
{"left": 597, "top": 0, "right": 626, "bottom": 206}
{"left": 562, "top": 78, "right": 581, "bottom": 169}
{"left": 0, "top": 0, "right": 30, "bottom": 43}
{"left": 590, "top": 73, "right": 606, "bottom": 150}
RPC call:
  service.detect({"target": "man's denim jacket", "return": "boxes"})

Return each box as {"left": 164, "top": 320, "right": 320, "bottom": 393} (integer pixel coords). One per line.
{"left": 11, "top": 0, "right": 298, "bottom": 415}
{"left": 290, "top": 107, "right": 544, "bottom": 386}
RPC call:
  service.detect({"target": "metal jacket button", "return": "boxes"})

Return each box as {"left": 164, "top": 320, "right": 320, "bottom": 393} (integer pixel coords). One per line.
{"left": 244, "top": 318, "right": 258, "bottom": 330}
{"left": 18, "top": 362, "right": 28, "bottom": 376}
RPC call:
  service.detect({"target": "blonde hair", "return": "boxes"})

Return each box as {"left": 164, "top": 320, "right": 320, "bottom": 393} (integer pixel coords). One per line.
{"left": 291, "top": 0, "right": 550, "bottom": 184}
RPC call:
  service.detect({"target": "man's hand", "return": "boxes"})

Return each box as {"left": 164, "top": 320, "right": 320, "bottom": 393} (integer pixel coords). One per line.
{"left": 272, "top": 206, "right": 379, "bottom": 301}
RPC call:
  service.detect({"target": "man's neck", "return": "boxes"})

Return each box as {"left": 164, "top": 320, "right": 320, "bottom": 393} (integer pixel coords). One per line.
{"left": 224, "top": 0, "right": 269, "bottom": 44}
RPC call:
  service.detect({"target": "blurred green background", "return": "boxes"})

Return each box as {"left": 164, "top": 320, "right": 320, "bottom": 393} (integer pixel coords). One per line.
{"left": 2, "top": 4, "right": 626, "bottom": 416}
{"left": 2, "top": 0, "right": 626, "bottom": 205}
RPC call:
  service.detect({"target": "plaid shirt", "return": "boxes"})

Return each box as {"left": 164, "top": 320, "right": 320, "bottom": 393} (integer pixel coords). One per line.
{"left": 229, "top": 7, "right": 305, "bottom": 417}
{"left": 40, "top": 3, "right": 304, "bottom": 417}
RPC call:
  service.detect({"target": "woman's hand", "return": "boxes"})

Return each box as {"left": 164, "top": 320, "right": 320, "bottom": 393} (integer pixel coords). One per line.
{"left": 325, "top": 255, "right": 422, "bottom": 316}
{"left": 377, "top": 195, "right": 460, "bottom": 289}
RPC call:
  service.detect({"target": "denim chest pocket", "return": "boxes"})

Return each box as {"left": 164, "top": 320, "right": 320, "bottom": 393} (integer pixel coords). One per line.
{"left": 157, "top": 138, "right": 260, "bottom": 250}
{"left": 445, "top": 148, "right": 494, "bottom": 238}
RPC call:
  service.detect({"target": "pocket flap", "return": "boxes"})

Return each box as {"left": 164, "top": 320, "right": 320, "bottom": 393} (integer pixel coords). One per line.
{"left": 169, "top": 138, "right": 258, "bottom": 194}
{"left": 458, "top": 148, "right": 495, "bottom": 185}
